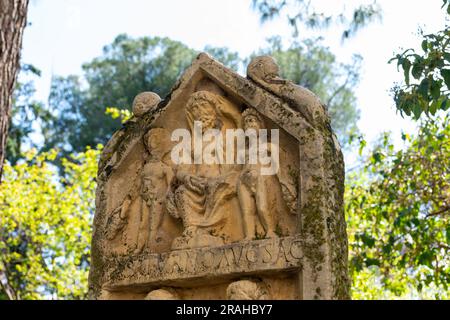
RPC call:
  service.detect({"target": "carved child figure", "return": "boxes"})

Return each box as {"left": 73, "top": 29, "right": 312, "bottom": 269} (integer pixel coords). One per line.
{"left": 237, "top": 108, "right": 282, "bottom": 240}
{"left": 104, "top": 195, "right": 132, "bottom": 241}
{"left": 136, "top": 128, "right": 174, "bottom": 253}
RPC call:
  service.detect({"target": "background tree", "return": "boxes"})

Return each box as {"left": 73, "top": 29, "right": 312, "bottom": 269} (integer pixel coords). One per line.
{"left": 0, "top": 0, "right": 29, "bottom": 300}
{"left": 0, "top": 0, "right": 29, "bottom": 181}
{"left": 0, "top": 147, "right": 99, "bottom": 299}
{"left": 256, "top": 37, "right": 361, "bottom": 145}
{"left": 7, "top": 64, "right": 52, "bottom": 165}
{"left": 346, "top": 117, "right": 450, "bottom": 299}
{"left": 390, "top": 1, "right": 450, "bottom": 119}
{"left": 42, "top": 35, "right": 242, "bottom": 158}
{"left": 44, "top": 34, "right": 360, "bottom": 157}
{"left": 252, "top": 0, "right": 382, "bottom": 40}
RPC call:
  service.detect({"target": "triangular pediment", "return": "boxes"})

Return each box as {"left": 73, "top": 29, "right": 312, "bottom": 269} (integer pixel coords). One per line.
{"left": 152, "top": 52, "right": 312, "bottom": 142}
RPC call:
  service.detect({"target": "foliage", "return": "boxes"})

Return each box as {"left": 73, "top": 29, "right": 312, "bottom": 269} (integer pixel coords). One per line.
{"left": 346, "top": 117, "right": 450, "bottom": 299}
{"left": 3, "top": 115, "right": 449, "bottom": 299}
{"left": 257, "top": 37, "right": 361, "bottom": 145}
{"left": 0, "top": 147, "right": 100, "bottom": 299}
{"left": 43, "top": 34, "right": 361, "bottom": 156}
{"left": 252, "top": 0, "right": 382, "bottom": 40}
{"left": 390, "top": 1, "right": 450, "bottom": 119}
{"left": 105, "top": 107, "right": 132, "bottom": 123}
{"left": 43, "top": 35, "right": 195, "bottom": 156}
{"left": 203, "top": 45, "right": 242, "bottom": 71}
{"left": 43, "top": 35, "right": 242, "bottom": 157}
{"left": 7, "top": 64, "right": 52, "bottom": 164}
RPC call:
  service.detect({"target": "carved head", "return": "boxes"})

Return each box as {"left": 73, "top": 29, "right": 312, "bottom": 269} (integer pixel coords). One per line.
{"left": 226, "top": 279, "right": 270, "bottom": 300}
{"left": 132, "top": 92, "right": 161, "bottom": 117}
{"left": 247, "top": 55, "right": 280, "bottom": 83}
{"left": 144, "top": 288, "right": 179, "bottom": 300}
{"left": 185, "top": 91, "right": 221, "bottom": 132}
{"left": 242, "top": 107, "right": 265, "bottom": 131}
{"left": 143, "top": 128, "right": 171, "bottom": 160}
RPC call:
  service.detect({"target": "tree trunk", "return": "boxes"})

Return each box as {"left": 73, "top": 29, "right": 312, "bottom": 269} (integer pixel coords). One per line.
{"left": 0, "top": 0, "right": 28, "bottom": 300}
{"left": 0, "top": 0, "right": 29, "bottom": 181}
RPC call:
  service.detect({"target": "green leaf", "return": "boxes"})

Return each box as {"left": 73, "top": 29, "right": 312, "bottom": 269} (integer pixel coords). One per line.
{"left": 445, "top": 225, "right": 450, "bottom": 244}
{"left": 411, "top": 63, "right": 424, "bottom": 80}
{"left": 412, "top": 103, "right": 423, "bottom": 119}
{"left": 418, "top": 251, "right": 434, "bottom": 268}
{"left": 441, "top": 98, "right": 449, "bottom": 110}
{"left": 365, "top": 258, "right": 381, "bottom": 267}
{"left": 371, "top": 151, "right": 383, "bottom": 163}
{"left": 430, "top": 99, "right": 440, "bottom": 115}
{"left": 421, "top": 40, "right": 428, "bottom": 52}
{"left": 402, "top": 59, "right": 411, "bottom": 85}
{"left": 361, "top": 233, "right": 376, "bottom": 248}
{"left": 417, "top": 78, "right": 430, "bottom": 99}
{"left": 440, "top": 69, "right": 450, "bottom": 88}
{"left": 358, "top": 138, "right": 367, "bottom": 156}
{"left": 443, "top": 52, "right": 450, "bottom": 62}
{"left": 430, "top": 79, "right": 442, "bottom": 100}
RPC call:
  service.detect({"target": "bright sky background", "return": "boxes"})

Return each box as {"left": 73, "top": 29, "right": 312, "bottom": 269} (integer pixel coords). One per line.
{"left": 21, "top": 0, "right": 447, "bottom": 151}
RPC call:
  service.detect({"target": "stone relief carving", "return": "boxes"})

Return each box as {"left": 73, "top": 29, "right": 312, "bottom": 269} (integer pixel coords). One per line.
{"left": 145, "top": 288, "right": 179, "bottom": 300}
{"left": 102, "top": 127, "right": 175, "bottom": 254}
{"left": 167, "top": 90, "right": 243, "bottom": 250}
{"left": 104, "top": 195, "right": 131, "bottom": 241}
{"left": 247, "top": 55, "right": 326, "bottom": 127}
{"left": 89, "top": 53, "right": 348, "bottom": 300}
{"left": 136, "top": 128, "right": 174, "bottom": 253}
{"left": 237, "top": 107, "right": 284, "bottom": 240}
{"left": 226, "top": 279, "right": 270, "bottom": 300}
{"left": 279, "top": 165, "right": 299, "bottom": 216}
{"left": 132, "top": 92, "right": 161, "bottom": 117}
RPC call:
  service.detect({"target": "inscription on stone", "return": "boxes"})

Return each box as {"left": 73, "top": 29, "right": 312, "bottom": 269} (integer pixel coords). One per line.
{"left": 104, "top": 236, "right": 302, "bottom": 290}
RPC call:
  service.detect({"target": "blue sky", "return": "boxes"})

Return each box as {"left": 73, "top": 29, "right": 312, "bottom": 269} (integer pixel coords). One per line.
{"left": 21, "top": 0, "right": 447, "bottom": 149}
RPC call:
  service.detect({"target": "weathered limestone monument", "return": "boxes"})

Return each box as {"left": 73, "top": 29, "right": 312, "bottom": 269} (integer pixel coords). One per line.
{"left": 88, "top": 53, "right": 349, "bottom": 300}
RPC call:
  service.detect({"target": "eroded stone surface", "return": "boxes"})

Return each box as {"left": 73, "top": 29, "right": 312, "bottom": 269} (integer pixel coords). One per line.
{"left": 132, "top": 92, "right": 161, "bottom": 117}
{"left": 227, "top": 279, "right": 270, "bottom": 300}
{"left": 103, "top": 236, "right": 302, "bottom": 292}
{"left": 88, "top": 53, "right": 348, "bottom": 300}
{"left": 145, "top": 288, "right": 179, "bottom": 300}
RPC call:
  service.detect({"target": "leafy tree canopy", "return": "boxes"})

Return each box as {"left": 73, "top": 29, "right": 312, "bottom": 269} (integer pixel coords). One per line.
{"left": 42, "top": 34, "right": 360, "bottom": 158}
{"left": 42, "top": 35, "right": 241, "bottom": 157}
{"left": 390, "top": 1, "right": 450, "bottom": 119}
{"left": 0, "top": 147, "right": 99, "bottom": 299}
{"left": 347, "top": 116, "right": 450, "bottom": 299}
{"left": 252, "top": 0, "right": 382, "bottom": 40}
{"left": 7, "top": 64, "right": 51, "bottom": 165}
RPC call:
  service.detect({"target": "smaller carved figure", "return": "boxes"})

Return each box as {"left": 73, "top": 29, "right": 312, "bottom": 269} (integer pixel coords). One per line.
{"left": 136, "top": 128, "right": 174, "bottom": 253}
{"left": 104, "top": 195, "right": 132, "bottom": 241}
{"left": 237, "top": 108, "right": 279, "bottom": 240}
{"left": 226, "top": 279, "right": 270, "bottom": 300}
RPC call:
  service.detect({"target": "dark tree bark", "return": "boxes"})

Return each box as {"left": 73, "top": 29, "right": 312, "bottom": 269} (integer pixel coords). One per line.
{"left": 0, "top": 0, "right": 28, "bottom": 300}
{"left": 0, "top": 0, "right": 29, "bottom": 182}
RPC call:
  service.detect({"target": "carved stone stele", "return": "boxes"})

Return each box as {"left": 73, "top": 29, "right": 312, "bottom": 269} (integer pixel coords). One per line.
{"left": 88, "top": 53, "right": 349, "bottom": 300}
